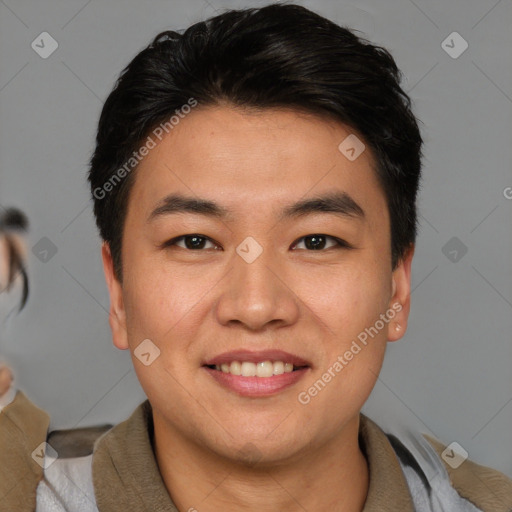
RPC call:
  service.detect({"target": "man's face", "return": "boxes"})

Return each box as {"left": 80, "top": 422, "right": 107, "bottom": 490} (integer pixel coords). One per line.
{"left": 103, "top": 106, "right": 412, "bottom": 463}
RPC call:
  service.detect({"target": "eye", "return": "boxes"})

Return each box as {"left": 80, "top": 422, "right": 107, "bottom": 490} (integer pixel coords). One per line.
{"left": 163, "top": 234, "right": 220, "bottom": 250}
{"left": 161, "top": 233, "right": 350, "bottom": 252}
{"left": 292, "top": 234, "right": 350, "bottom": 251}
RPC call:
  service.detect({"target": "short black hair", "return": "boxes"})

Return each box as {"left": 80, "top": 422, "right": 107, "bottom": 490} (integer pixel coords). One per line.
{"left": 88, "top": 2, "right": 423, "bottom": 281}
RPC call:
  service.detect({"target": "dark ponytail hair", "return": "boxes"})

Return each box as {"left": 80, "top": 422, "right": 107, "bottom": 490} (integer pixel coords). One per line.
{"left": 0, "top": 208, "right": 29, "bottom": 311}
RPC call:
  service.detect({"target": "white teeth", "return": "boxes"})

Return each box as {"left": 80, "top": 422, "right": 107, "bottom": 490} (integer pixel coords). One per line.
{"left": 213, "top": 360, "right": 300, "bottom": 377}
{"left": 241, "top": 361, "right": 256, "bottom": 377}
{"left": 273, "top": 361, "right": 284, "bottom": 375}
{"left": 230, "top": 361, "right": 242, "bottom": 375}
{"left": 256, "top": 361, "right": 274, "bottom": 377}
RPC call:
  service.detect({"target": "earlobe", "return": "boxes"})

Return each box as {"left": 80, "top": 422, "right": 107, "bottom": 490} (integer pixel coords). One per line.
{"left": 101, "top": 242, "right": 129, "bottom": 350}
{"left": 387, "top": 244, "right": 414, "bottom": 342}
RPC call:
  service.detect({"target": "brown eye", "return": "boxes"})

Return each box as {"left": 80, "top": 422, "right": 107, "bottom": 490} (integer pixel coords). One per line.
{"left": 164, "top": 234, "right": 219, "bottom": 250}
{"left": 292, "top": 234, "right": 349, "bottom": 251}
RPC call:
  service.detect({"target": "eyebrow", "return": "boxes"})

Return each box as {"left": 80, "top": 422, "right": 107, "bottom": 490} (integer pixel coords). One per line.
{"left": 147, "top": 191, "right": 365, "bottom": 223}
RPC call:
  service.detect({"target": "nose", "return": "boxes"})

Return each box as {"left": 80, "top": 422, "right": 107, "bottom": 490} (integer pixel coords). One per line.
{"left": 214, "top": 243, "right": 300, "bottom": 331}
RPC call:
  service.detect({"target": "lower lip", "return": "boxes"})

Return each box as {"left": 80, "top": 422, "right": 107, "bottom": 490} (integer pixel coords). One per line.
{"left": 203, "top": 366, "right": 309, "bottom": 397}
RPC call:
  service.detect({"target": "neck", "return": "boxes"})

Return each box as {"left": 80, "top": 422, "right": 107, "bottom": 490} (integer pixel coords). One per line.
{"left": 153, "top": 413, "right": 369, "bottom": 512}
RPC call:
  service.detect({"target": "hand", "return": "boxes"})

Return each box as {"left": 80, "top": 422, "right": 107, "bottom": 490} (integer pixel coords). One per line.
{"left": 0, "top": 364, "right": 13, "bottom": 397}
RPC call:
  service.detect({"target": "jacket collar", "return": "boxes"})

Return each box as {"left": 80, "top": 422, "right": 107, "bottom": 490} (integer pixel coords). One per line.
{"left": 92, "top": 400, "right": 414, "bottom": 511}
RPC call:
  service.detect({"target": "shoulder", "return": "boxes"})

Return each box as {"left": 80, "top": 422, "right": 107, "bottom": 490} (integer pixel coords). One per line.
{"left": 370, "top": 414, "right": 512, "bottom": 512}
{"left": 1, "top": 388, "right": 111, "bottom": 511}
{"left": 36, "top": 455, "right": 99, "bottom": 512}
{"left": 0, "top": 390, "right": 50, "bottom": 511}
{"left": 36, "top": 424, "right": 113, "bottom": 511}
{"left": 424, "top": 434, "right": 512, "bottom": 512}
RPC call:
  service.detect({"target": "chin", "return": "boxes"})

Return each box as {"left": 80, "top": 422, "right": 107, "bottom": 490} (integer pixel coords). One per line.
{"left": 214, "top": 437, "right": 307, "bottom": 469}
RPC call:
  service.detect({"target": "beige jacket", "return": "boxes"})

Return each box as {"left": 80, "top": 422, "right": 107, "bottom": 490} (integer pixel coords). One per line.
{"left": 1, "top": 391, "right": 511, "bottom": 511}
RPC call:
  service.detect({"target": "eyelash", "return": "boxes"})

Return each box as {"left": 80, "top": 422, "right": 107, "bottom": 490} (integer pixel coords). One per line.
{"left": 161, "top": 234, "right": 352, "bottom": 251}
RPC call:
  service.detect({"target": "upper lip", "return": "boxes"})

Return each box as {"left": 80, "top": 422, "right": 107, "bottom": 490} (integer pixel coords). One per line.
{"left": 203, "top": 349, "right": 311, "bottom": 367}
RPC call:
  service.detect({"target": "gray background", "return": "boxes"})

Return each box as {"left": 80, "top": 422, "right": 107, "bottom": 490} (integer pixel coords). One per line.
{"left": 1, "top": 0, "right": 511, "bottom": 478}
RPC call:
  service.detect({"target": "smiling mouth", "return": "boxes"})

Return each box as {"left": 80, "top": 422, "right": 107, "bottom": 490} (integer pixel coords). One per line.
{"left": 204, "top": 360, "right": 309, "bottom": 378}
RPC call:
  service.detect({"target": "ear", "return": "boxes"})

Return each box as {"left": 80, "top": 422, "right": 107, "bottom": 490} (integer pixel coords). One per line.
{"left": 387, "top": 244, "right": 414, "bottom": 342}
{"left": 101, "top": 241, "right": 129, "bottom": 350}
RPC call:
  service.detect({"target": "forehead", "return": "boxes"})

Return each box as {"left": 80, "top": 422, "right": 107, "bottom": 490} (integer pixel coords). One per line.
{"left": 128, "top": 105, "right": 387, "bottom": 224}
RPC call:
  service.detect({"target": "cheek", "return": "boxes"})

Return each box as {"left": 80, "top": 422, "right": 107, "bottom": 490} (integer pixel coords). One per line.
{"left": 302, "top": 262, "right": 390, "bottom": 338}
{"left": 122, "top": 264, "right": 201, "bottom": 410}
{"left": 298, "top": 260, "right": 390, "bottom": 398}
{"left": 122, "top": 250, "right": 208, "bottom": 343}
{"left": 299, "top": 274, "right": 389, "bottom": 429}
